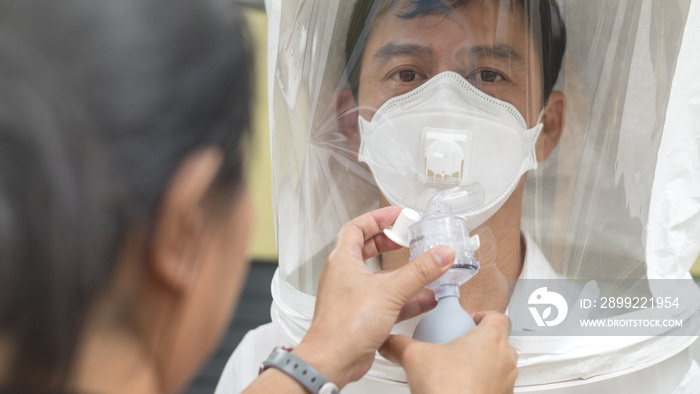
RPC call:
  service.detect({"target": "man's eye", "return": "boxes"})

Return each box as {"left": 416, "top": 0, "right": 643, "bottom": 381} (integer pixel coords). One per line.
{"left": 479, "top": 70, "right": 503, "bottom": 83}
{"left": 398, "top": 70, "right": 417, "bottom": 82}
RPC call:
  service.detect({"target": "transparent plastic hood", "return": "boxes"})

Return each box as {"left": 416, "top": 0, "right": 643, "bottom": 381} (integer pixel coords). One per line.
{"left": 522, "top": 0, "right": 699, "bottom": 281}
{"left": 268, "top": 0, "right": 698, "bottom": 292}
{"left": 264, "top": 0, "right": 700, "bottom": 386}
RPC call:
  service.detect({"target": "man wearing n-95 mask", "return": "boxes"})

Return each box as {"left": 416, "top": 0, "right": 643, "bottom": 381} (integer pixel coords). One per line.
{"left": 336, "top": 0, "right": 566, "bottom": 315}
{"left": 329, "top": 2, "right": 700, "bottom": 393}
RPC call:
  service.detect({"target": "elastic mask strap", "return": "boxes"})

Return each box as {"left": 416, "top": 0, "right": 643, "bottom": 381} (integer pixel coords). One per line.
{"left": 356, "top": 115, "right": 371, "bottom": 164}
{"left": 524, "top": 109, "right": 546, "bottom": 145}
{"left": 535, "top": 108, "right": 546, "bottom": 126}
{"left": 524, "top": 110, "right": 545, "bottom": 165}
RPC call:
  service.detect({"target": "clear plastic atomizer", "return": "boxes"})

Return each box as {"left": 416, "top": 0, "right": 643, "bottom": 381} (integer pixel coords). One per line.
{"left": 384, "top": 184, "right": 484, "bottom": 344}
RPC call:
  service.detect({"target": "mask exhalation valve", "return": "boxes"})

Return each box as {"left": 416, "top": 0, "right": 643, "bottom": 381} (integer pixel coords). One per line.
{"left": 421, "top": 128, "right": 471, "bottom": 185}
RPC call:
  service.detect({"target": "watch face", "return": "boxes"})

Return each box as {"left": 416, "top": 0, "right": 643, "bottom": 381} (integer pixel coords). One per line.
{"left": 319, "top": 382, "right": 340, "bottom": 394}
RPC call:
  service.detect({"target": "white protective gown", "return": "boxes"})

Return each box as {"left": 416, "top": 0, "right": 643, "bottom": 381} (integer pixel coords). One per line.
{"left": 215, "top": 233, "right": 700, "bottom": 393}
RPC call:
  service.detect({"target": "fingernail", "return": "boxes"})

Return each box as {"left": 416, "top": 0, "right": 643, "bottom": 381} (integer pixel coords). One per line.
{"left": 431, "top": 246, "right": 454, "bottom": 267}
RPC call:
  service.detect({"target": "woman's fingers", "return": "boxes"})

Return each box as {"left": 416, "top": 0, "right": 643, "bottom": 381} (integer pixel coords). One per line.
{"left": 333, "top": 206, "right": 402, "bottom": 261}
{"left": 361, "top": 231, "right": 403, "bottom": 260}
{"left": 471, "top": 311, "right": 511, "bottom": 336}
{"left": 379, "top": 334, "right": 417, "bottom": 365}
{"left": 395, "top": 290, "right": 437, "bottom": 323}
{"left": 386, "top": 246, "right": 455, "bottom": 302}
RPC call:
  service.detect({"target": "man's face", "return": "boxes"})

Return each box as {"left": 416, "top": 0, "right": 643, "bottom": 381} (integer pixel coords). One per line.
{"left": 357, "top": 1, "right": 544, "bottom": 127}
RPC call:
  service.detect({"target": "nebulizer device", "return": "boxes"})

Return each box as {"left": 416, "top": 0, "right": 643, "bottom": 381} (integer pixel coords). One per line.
{"left": 385, "top": 185, "right": 484, "bottom": 344}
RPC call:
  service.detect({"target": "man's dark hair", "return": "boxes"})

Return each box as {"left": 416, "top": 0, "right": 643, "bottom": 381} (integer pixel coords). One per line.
{"left": 345, "top": 0, "right": 566, "bottom": 105}
{"left": 0, "top": 0, "right": 252, "bottom": 389}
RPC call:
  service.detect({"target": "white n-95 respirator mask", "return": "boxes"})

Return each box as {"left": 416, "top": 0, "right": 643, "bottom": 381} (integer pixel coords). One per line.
{"left": 358, "top": 71, "right": 543, "bottom": 229}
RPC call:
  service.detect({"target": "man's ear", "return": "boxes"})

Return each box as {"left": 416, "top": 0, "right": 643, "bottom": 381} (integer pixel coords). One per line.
{"left": 149, "top": 148, "right": 223, "bottom": 293}
{"left": 535, "top": 90, "right": 566, "bottom": 162}
{"left": 337, "top": 88, "right": 361, "bottom": 157}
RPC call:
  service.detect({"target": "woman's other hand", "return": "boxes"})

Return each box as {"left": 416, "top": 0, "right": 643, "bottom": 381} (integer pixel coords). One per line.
{"left": 380, "top": 311, "right": 518, "bottom": 394}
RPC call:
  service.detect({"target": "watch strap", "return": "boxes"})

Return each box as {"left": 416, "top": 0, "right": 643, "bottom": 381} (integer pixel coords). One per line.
{"left": 259, "top": 347, "right": 340, "bottom": 394}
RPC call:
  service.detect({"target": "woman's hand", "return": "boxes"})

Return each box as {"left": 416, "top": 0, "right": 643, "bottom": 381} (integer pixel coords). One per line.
{"left": 380, "top": 311, "right": 518, "bottom": 394}
{"left": 293, "top": 206, "right": 456, "bottom": 388}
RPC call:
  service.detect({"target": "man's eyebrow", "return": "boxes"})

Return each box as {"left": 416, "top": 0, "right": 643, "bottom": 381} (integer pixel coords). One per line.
{"left": 464, "top": 44, "right": 525, "bottom": 64}
{"left": 373, "top": 43, "right": 434, "bottom": 61}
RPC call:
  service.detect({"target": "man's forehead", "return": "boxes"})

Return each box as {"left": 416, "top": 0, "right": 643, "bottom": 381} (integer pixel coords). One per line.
{"left": 379, "top": 0, "right": 526, "bottom": 21}
{"left": 366, "top": 1, "right": 532, "bottom": 62}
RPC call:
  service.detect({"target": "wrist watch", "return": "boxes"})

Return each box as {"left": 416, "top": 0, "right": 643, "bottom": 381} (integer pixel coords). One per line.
{"left": 259, "top": 346, "right": 340, "bottom": 394}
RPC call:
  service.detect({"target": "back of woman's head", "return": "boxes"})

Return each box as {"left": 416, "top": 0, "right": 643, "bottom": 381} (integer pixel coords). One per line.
{"left": 0, "top": 0, "right": 252, "bottom": 388}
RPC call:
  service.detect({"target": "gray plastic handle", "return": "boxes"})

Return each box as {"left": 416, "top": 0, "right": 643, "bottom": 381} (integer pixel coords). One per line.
{"left": 412, "top": 295, "right": 475, "bottom": 344}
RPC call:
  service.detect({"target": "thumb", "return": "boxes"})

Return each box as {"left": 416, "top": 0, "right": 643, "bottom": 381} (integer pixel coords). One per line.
{"left": 379, "top": 334, "right": 418, "bottom": 365}
{"left": 388, "top": 245, "right": 455, "bottom": 301}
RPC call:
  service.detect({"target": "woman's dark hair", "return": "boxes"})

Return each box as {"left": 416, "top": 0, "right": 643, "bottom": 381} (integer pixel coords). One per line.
{"left": 0, "top": 0, "right": 252, "bottom": 389}
{"left": 345, "top": 0, "right": 567, "bottom": 105}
